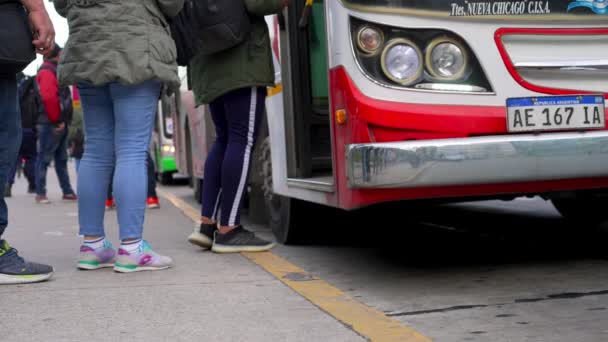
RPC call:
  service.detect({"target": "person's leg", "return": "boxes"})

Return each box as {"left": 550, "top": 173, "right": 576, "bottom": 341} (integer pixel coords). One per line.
{"left": 201, "top": 96, "right": 228, "bottom": 223}
{"left": 187, "top": 96, "right": 228, "bottom": 248}
{"left": 21, "top": 128, "right": 37, "bottom": 191}
{"left": 218, "top": 87, "right": 266, "bottom": 228}
{"left": 0, "top": 76, "right": 53, "bottom": 284}
{"left": 35, "top": 123, "right": 55, "bottom": 200}
{"left": 54, "top": 127, "right": 76, "bottom": 197}
{"left": 211, "top": 87, "right": 273, "bottom": 253}
{"left": 110, "top": 80, "right": 171, "bottom": 272}
{"left": 77, "top": 83, "right": 115, "bottom": 241}
{"left": 0, "top": 77, "right": 22, "bottom": 237}
{"left": 146, "top": 152, "right": 157, "bottom": 198}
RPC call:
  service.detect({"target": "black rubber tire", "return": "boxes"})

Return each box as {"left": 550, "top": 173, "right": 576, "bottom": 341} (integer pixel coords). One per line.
{"left": 552, "top": 195, "right": 608, "bottom": 226}
{"left": 159, "top": 172, "right": 173, "bottom": 185}
{"left": 194, "top": 177, "right": 202, "bottom": 204}
{"left": 259, "top": 136, "right": 306, "bottom": 244}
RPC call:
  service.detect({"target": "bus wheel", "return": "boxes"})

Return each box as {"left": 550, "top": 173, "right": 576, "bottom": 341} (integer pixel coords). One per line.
{"left": 551, "top": 194, "right": 608, "bottom": 227}
{"left": 259, "top": 137, "right": 305, "bottom": 244}
{"left": 159, "top": 172, "right": 173, "bottom": 185}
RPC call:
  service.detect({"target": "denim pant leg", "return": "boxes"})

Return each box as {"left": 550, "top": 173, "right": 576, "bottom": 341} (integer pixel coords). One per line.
{"left": 21, "top": 128, "right": 37, "bottom": 187}
{"left": 53, "top": 127, "right": 75, "bottom": 195}
{"left": 35, "top": 123, "right": 56, "bottom": 196}
{"left": 77, "top": 84, "right": 115, "bottom": 238}
{"left": 0, "top": 77, "right": 22, "bottom": 237}
{"left": 111, "top": 81, "right": 160, "bottom": 240}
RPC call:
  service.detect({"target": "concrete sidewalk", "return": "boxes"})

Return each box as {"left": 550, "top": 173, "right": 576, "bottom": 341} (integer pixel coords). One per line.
{"left": 0, "top": 164, "right": 362, "bottom": 342}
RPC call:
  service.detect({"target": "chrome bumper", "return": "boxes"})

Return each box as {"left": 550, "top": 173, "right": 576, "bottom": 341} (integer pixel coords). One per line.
{"left": 346, "top": 132, "right": 608, "bottom": 189}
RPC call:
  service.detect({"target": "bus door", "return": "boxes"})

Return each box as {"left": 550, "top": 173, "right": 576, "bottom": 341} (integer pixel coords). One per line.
{"left": 279, "top": 0, "right": 333, "bottom": 188}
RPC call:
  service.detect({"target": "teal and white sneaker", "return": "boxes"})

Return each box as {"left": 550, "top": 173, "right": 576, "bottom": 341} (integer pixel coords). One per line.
{"left": 77, "top": 240, "right": 116, "bottom": 270}
{"left": 114, "top": 241, "right": 172, "bottom": 273}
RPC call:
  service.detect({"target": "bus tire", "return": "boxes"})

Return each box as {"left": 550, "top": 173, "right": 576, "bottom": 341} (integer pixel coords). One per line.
{"left": 159, "top": 172, "right": 173, "bottom": 185}
{"left": 259, "top": 136, "right": 305, "bottom": 244}
{"left": 552, "top": 194, "right": 608, "bottom": 227}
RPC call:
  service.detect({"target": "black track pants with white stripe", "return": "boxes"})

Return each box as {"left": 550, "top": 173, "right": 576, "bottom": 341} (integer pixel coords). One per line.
{"left": 201, "top": 87, "right": 266, "bottom": 227}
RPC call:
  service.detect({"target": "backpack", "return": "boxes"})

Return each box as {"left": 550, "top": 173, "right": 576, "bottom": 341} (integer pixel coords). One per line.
{"left": 39, "top": 64, "right": 73, "bottom": 124}
{"left": 17, "top": 76, "right": 42, "bottom": 129}
{"left": 170, "top": 0, "right": 251, "bottom": 66}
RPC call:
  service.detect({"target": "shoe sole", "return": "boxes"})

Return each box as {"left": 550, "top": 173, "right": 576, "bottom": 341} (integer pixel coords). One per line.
{"left": 0, "top": 272, "right": 53, "bottom": 285}
{"left": 187, "top": 232, "right": 213, "bottom": 249}
{"left": 113, "top": 265, "right": 171, "bottom": 273}
{"left": 77, "top": 262, "right": 114, "bottom": 270}
{"left": 211, "top": 243, "right": 276, "bottom": 254}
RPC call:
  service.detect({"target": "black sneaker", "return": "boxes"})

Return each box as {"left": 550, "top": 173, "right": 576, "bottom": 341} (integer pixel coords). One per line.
{"left": 27, "top": 185, "right": 36, "bottom": 194}
{"left": 4, "top": 184, "right": 11, "bottom": 198}
{"left": 0, "top": 240, "right": 53, "bottom": 285}
{"left": 187, "top": 223, "right": 218, "bottom": 249}
{"left": 212, "top": 226, "right": 275, "bottom": 253}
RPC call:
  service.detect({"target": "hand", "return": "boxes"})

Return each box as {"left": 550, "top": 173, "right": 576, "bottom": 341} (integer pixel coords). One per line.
{"left": 28, "top": 8, "right": 55, "bottom": 56}
{"left": 54, "top": 122, "right": 65, "bottom": 133}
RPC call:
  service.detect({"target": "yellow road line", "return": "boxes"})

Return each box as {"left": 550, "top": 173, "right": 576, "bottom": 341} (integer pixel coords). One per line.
{"left": 157, "top": 189, "right": 200, "bottom": 222}
{"left": 159, "top": 188, "right": 432, "bottom": 342}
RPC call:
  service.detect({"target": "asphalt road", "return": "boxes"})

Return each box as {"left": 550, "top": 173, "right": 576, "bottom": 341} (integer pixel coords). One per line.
{"left": 167, "top": 182, "right": 608, "bottom": 342}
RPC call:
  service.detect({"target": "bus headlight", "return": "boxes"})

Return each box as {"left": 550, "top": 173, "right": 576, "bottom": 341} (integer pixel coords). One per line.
{"left": 162, "top": 144, "right": 175, "bottom": 154}
{"left": 380, "top": 39, "right": 423, "bottom": 86}
{"left": 426, "top": 37, "right": 468, "bottom": 80}
{"left": 356, "top": 26, "right": 383, "bottom": 55}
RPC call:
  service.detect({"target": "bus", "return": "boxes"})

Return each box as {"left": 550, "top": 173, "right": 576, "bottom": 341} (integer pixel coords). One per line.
{"left": 173, "top": 0, "right": 608, "bottom": 243}
{"left": 150, "top": 93, "right": 178, "bottom": 185}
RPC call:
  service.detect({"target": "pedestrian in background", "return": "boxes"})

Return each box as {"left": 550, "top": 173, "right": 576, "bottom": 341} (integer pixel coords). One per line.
{"left": 187, "top": 0, "right": 288, "bottom": 253}
{"left": 5, "top": 72, "right": 44, "bottom": 196}
{"left": 68, "top": 94, "right": 84, "bottom": 173}
{"left": 0, "top": 0, "right": 55, "bottom": 284}
{"left": 35, "top": 45, "right": 78, "bottom": 204}
{"left": 105, "top": 152, "right": 161, "bottom": 210}
{"left": 52, "top": 0, "right": 183, "bottom": 272}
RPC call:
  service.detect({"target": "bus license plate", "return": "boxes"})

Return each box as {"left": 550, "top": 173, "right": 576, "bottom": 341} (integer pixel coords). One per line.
{"left": 506, "top": 95, "right": 605, "bottom": 133}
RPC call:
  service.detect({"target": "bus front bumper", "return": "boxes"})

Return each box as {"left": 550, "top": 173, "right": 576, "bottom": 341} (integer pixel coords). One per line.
{"left": 346, "top": 131, "right": 608, "bottom": 189}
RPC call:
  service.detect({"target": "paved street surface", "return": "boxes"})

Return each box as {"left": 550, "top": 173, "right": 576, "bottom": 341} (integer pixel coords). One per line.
{"left": 3, "top": 165, "right": 608, "bottom": 341}
{"left": 0, "top": 166, "right": 362, "bottom": 342}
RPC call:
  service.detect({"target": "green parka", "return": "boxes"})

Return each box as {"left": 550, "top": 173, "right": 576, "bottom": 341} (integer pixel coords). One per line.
{"left": 189, "top": 0, "right": 284, "bottom": 105}
{"left": 53, "top": 0, "right": 184, "bottom": 88}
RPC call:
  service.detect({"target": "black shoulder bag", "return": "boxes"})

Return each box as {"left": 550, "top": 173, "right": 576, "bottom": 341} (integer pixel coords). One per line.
{"left": 0, "top": 1, "right": 36, "bottom": 77}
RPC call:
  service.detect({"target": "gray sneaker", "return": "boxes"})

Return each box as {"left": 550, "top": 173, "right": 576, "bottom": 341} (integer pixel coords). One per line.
{"left": 0, "top": 240, "right": 53, "bottom": 284}
{"left": 211, "top": 226, "right": 275, "bottom": 253}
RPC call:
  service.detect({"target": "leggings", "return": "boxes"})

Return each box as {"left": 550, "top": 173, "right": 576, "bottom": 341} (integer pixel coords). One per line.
{"left": 201, "top": 87, "right": 265, "bottom": 227}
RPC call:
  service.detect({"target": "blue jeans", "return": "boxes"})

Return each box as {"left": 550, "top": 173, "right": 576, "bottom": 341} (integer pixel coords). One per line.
{"left": 35, "top": 123, "right": 75, "bottom": 196}
{"left": 0, "top": 77, "right": 22, "bottom": 237}
{"left": 77, "top": 81, "right": 160, "bottom": 240}
{"left": 8, "top": 128, "right": 37, "bottom": 188}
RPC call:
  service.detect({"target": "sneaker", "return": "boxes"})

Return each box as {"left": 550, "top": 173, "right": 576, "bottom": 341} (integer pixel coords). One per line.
{"left": 211, "top": 226, "right": 275, "bottom": 253}
{"left": 4, "top": 184, "right": 11, "bottom": 198}
{"left": 0, "top": 240, "right": 53, "bottom": 284}
{"left": 35, "top": 195, "right": 50, "bottom": 204}
{"left": 27, "top": 185, "right": 36, "bottom": 194}
{"left": 146, "top": 197, "right": 160, "bottom": 209}
{"left": 114, "top": 241, "right": 172, "bottom": 273}
{"left": 63, "top": 193, "right": 78, "bottom": 201}
{"left": 77, "top": 240, "right": 116, "bottom": 270}
{"left": 105, "top": 199, "right": 115, "bottom": 210}
{"left": 187, "top": 223, "right": 217, "bottom": 249}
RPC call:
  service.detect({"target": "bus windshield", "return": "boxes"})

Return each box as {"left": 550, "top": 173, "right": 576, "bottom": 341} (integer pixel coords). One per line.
{"left": 342, "top": 0, "right": 599, "bottom": 18}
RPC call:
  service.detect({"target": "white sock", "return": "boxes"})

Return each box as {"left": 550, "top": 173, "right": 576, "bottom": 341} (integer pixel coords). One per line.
{"left": 121, "top": 239, "right": 143, "bottom": 254}
{"left": 83, "top": 237, "right": 106, "bottom": 250}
